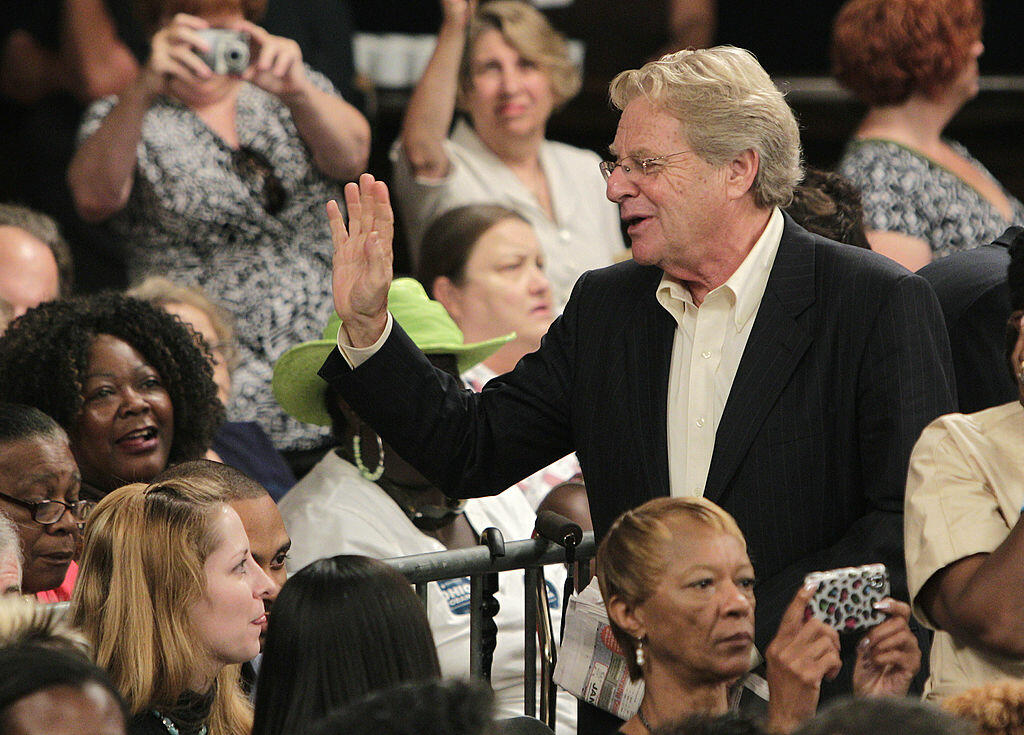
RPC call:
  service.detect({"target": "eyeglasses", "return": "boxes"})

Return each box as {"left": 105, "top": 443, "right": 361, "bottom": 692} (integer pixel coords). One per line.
{"left": 231, "top": 146, "right": 287, "bottom": 215}
{"left": 599, "top": 150, "right": 693, "bottom": 181}
{"left": 0, "top": 490, "right": 95, "bottom": 528}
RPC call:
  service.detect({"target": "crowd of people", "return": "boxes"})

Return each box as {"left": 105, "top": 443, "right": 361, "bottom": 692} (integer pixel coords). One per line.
{"left": 1, "top": 0, "right": 1023, "bottom": 733}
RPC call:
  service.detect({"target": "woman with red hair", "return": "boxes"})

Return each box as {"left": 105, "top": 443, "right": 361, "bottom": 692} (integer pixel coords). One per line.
{"left": 832, "top": 0, "right": 1024, "bottom": 270}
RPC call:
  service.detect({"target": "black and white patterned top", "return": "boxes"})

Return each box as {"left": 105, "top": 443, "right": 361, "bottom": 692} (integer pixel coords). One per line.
{"left": 78, "top": 69, "right": 342, "bottom": 450}
{"left": 838, "top": 138, "right": 1024, "bottom": 259}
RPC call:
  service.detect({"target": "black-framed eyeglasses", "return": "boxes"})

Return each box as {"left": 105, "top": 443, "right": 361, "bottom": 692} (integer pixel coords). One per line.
{"left": 599, "top": 150, "right": 693, "bottom": 181}
{"left": 0, "top": 490, "right": 95, "bottom": 527}
{"left": 231, "top": 146, "right": 287, "bottom": 215}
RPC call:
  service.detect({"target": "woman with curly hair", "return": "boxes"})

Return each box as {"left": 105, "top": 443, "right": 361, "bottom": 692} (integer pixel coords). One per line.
{"left": 832, "top": 0, "right": 1024, "bottom": 269}
{"left": 943, "top": 680, "right": 1024, "bottom": 735}
{"left": 0, "top": 293, "right": 222, "bottom": 499}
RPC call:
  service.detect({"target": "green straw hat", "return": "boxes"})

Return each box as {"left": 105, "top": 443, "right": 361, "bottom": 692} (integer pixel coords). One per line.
{"left": 273, "top": 278, "right": 515, "bottom": 426}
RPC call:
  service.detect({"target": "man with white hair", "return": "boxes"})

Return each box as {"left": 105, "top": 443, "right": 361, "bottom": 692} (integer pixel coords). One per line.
{"left": 323, "top": 47, "right": 956, "bottom": 710}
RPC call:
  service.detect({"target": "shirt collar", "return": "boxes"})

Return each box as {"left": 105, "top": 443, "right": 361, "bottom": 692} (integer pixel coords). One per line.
{"left": 452, "top": 118, "right": 494, "bottom": 161}
{"left": 724, "top": 206, "right": 784, "bottom": 329}
{"left": 655, "top": 207, "right": 784, "bottom": 329}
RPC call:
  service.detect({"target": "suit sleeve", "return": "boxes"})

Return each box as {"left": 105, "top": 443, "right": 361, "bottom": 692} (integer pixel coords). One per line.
{"left": 318, "top": 274, "right": 586, "bottom": 498}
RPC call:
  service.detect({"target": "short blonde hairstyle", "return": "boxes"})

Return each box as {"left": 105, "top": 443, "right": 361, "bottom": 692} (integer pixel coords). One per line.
{"left": 69, "top": 478, "right": 252, "bottom": 735}
{"left": 129, "top": 276, "right": 239, "bottom": 373}
{"left": 609, "top": 46, "right": 803, "bottom": 209}
{"left": 458, "top": 0, "right": 581, "bottom": 111}
{"left": 596, "top": 496, "right": 746, "bottom": 681}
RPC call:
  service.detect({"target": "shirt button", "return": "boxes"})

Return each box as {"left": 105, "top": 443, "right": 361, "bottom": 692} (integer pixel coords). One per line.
{"left": 559, "top": 229, "right": 571, "bottom": 242}
{"left": 701, "top": 350, "right": 712, "bottom": 359}
{"left": 695, "top": 417, "right": 705, "bottom": 427}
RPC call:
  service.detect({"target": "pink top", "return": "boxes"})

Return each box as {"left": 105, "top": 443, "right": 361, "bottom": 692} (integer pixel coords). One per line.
{"left": 35, "top": 560, "right": 79, "bottom": 603}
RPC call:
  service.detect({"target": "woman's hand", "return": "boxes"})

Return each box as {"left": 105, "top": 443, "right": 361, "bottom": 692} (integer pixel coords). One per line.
{"left": 139, "top": 13, "right": 212, "bottom": 98}
{"left": 852, "top": 598, "right": 920, "bottom": 698}
{"left": 441, "top": 0, "right": 477, "bottom": 31}
{"left": 765, "top": 585, "right": 842, "bottom": 734}
{"left": 327, "top": 174, "right": 394, "bottom": 347}
{"left": 234, "top": 21, "right": 310, "bottom": 100}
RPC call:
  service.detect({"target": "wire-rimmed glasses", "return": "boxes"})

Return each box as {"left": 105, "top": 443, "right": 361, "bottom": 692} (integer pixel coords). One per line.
{"left": 599, "top": 150, "right": 693, "bottom": 181}
{"left": 0, "top": 490, "right": 94, "bottom": 528}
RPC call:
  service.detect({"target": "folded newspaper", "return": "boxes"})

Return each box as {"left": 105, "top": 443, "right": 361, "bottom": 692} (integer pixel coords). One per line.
{"left": 553, "top": 578, "right": 645, "bottom": 719}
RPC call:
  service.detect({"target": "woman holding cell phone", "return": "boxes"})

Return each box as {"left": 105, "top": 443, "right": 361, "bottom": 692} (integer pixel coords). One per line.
{"left": 596, "top": 497, "right": 920, "bottom": 735}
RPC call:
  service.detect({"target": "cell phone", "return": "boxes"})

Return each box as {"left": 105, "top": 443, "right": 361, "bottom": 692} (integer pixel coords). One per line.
{"left": 803, "top": 563, "right": 890, "bottom": 632}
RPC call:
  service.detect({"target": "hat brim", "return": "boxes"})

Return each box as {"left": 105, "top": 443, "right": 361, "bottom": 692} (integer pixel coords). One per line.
{"left": 272, "top": 339, "right": 337, "bottom": 427}
{"left": 272, "top": 332, "right": 515, "bottom": 427}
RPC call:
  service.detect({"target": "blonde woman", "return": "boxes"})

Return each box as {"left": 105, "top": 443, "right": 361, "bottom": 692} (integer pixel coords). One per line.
{"left": 392, "top": 0, "right": 625, "bottom": 310}
{"left": 69, "top": 474, "right": 274, "bottom": 735}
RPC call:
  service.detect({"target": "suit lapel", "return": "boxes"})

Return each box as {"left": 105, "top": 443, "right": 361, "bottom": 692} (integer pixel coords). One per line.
{"left": 704, "top": 216, "right": 816, "bottom": 502}
{"left": 624, "top": 271, "right": 674, "bottom": 500}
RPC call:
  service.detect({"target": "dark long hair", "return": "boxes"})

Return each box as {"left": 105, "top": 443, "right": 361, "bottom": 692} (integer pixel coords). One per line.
{"left": 251, "top": 555, "right": 442, "bottom": 735}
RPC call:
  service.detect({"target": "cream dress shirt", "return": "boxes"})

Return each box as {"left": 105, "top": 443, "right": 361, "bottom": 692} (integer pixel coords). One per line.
{"left": 658, "top": 207, "right": 784, "bottom": 497}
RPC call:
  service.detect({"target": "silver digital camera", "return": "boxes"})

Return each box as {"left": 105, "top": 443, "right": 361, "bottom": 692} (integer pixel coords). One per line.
{"left": 196, "top": 29, "right": 251, "bottom": 75}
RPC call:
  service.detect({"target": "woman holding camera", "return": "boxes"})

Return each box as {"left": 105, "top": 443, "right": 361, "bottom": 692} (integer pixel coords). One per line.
{"left": 67, "top": 0, "right": 370, "bottom": 454}
{"left": 596, "top": 497, "right": 920, "bottom": 734}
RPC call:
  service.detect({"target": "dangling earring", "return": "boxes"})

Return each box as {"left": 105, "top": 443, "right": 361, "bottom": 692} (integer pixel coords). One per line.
{"left": 353, "top": 432, "right": 385, "bottom": 482}
{"left": 635, "top": 637, "right": 645, "bottom": 668}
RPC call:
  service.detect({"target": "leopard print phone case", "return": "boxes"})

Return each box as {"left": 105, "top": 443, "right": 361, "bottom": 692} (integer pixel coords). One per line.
{"left": 803, "top": 564, "right": 890, "bottom": 632}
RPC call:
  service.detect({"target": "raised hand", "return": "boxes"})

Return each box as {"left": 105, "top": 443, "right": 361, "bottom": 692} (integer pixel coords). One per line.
{"left": 139, "top": 13, "right": 212, "bottom": 98}
{"left": 441, "top": 0, "right": 477, "bottom": 31}
{"left": 327, "top": 173, "right": 394, "bottom": 347}
{"left": 765, "top": 585, "right": 842, "bottom": 734}
{"left": 852, "top": 598, "right": 920, "bottom": 698}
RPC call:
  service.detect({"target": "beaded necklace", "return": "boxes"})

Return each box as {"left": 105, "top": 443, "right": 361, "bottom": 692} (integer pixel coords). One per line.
{"left": 151, "top": 710, "right": 208, "bottom": 735}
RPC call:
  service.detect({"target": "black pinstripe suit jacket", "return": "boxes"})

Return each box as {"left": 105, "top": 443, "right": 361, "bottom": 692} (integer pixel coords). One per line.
{"left": 323, "top": 212, "right": 956, "bottom": 656}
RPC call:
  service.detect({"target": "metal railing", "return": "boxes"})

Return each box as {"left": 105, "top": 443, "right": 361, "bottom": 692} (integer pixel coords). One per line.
{"left": 42, "top": 520, "right": 597, "bottom": 729}
{"left": 384, "top": 526, "right": 596, "bottom": 730}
